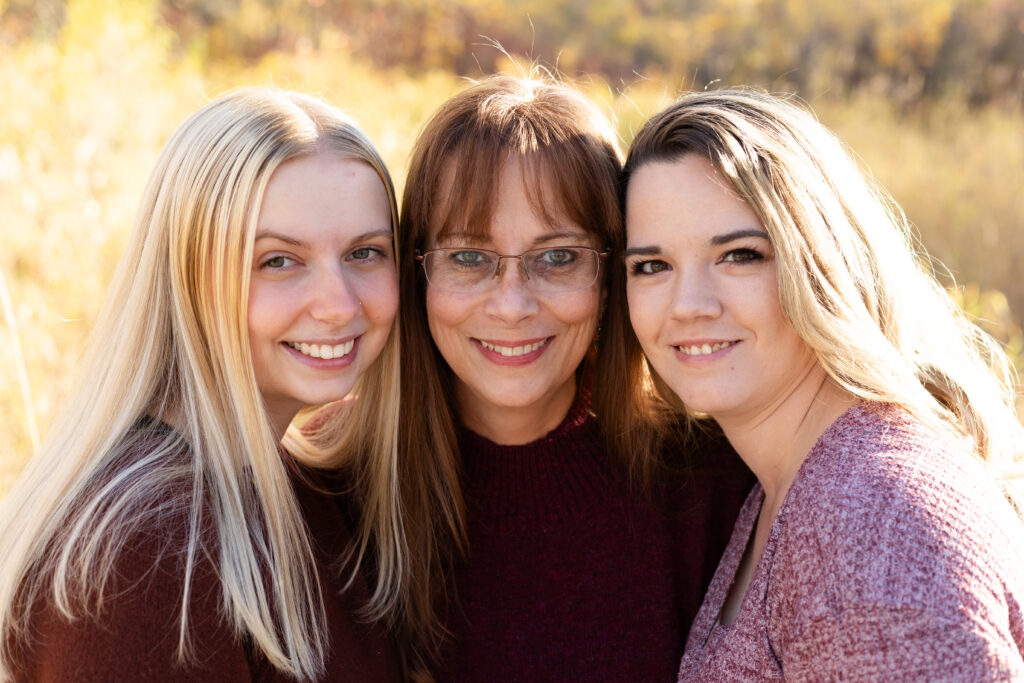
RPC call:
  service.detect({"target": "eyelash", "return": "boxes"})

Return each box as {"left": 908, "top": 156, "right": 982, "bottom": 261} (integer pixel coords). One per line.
{"left": 626, "top": 246, "right": 765, "bottom": 275}
{"left": 258, "top": 246, "right": 388, "bottom": 270}
{"left": 259, "top": 254, "right": 295, "bottom": 270}
{"left": 720, "top": 247, "right": 764, "bottom": 264}
{"left": 349, "top": 246, "right": 387, "bottom": 262}
{"left": 628, "top": 260, "right": 669, "bottom": 276}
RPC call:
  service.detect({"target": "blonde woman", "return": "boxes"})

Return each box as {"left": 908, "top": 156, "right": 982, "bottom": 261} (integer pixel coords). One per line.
{"left": 618, "top": 89, "right": 1024, "bottom": 679}
{"left": 0, "top": 88, "right": 406, "bottom": 680}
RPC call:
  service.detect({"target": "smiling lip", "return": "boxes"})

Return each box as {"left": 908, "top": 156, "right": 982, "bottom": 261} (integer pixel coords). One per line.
{"left": 282, "top": 336, "right": 361, "bottom": 368}
{"left": 474, "top": 336, "right": 552, "bottom": 366}
{"left": 671, "top": 339, "right": 739, "bottom": 363}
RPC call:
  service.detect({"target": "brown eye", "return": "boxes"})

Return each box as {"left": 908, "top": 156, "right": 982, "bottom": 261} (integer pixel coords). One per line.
{"left": 630, "top": 259, "right": 670, "bottom": 275}
{"left": 722, "top": 248, "right": 763, "bottom": 263}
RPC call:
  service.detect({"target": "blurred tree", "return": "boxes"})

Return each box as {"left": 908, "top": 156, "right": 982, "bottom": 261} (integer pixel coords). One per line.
{"left": 6, "top": 0, "right": 1020, "bottom": 106}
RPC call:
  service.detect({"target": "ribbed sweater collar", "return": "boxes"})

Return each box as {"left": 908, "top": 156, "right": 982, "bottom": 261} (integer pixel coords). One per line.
{"left": 457, "top": 385, "right": 620, "bottom": 533}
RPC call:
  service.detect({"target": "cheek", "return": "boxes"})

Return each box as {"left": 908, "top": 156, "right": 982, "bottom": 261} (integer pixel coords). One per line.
{"left": 425, "top": 288, "right": 470, "bottom": 338}
{"left": 556, "top": 287, "right": 602, "bottom": 327}
{"left": 626, "top": 285, "right": 658, "bottom": 342}
{"left": 246, "top": 280, "right": 281, "bottom": 342}
{"left": 359, "top": 269, "right": 399, "bottom": 329}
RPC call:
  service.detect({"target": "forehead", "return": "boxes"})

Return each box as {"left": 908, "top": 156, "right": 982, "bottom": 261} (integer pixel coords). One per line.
{"left": 257, "top": 153, "right": 391, "bottom": 242}
{"left": 431, "top": 155, "right": 596, "bottom": 245}
{"left": 626, "top": 156, "right": 762, "bottom": 245}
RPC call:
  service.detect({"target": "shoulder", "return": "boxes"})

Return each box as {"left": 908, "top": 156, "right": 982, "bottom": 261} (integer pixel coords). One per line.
{"left": 15, "top": 428, "right": 251, "bottom": 680}
{"left": 18, "top": 513, "right": 249, "bottom": 681}
{"left": 766, "top": 403, "right": 1024, "bottom": 662}
{"left": 782, "top": 403, "right": 1019, "bottom": 559}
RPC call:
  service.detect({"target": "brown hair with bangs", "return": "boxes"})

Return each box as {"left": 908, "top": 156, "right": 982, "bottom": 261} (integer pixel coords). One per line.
{"left": 396, "top": 73, "right": 631, "bottom": 679}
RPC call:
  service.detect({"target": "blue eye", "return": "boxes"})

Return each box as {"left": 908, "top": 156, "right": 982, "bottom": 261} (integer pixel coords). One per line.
{"left": 538, "top": 248, "right": 578, "bottom": 266}
{"left": 260, "top": 255, "right": 294, "bottom": 270}
{"left": 350, "top": 246, "right": 385, "bottom": 262}
{"left": 451, "top": 250, "right": 492, "bottom": 267}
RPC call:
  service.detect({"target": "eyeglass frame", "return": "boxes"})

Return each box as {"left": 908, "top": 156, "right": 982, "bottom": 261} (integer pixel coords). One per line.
{"left": 415, "top": 245, "right": 610, "bottom": 294}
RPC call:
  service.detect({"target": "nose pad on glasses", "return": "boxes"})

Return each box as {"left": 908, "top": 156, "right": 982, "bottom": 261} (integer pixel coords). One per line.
{"left": 492, "top": 257, "right": 531, "bottom": 283}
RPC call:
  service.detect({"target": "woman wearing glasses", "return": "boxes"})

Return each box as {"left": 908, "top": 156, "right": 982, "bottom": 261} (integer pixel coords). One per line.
{"left": 395, "top": 74, "right": 753, "bottom": 681}
{"left": 620, "top": 89, "right": 1024, "bottom": 679}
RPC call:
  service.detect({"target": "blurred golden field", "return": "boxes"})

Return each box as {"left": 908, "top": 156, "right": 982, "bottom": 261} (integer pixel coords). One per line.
{"left": 1, "top": 0, "right": 1022, "bottom": 496}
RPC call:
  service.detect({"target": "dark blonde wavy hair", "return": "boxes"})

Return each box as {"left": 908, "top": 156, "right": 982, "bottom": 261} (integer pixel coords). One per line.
{"left": 610, "top": 88, "right": 1023, "bottom": 492}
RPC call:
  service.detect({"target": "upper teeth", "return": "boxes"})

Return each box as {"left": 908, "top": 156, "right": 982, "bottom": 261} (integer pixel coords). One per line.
{"left": 677, "top": 341, "right": 734, "bottom": 356}
{"left": 287, "top": 340, "right": 355, "bottom": 360}
{"left": 479, "top": 339, "right": 547, "bottom": 357}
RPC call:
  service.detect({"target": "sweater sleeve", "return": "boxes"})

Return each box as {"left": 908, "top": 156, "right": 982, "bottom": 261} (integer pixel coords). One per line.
{"left": 778, "top": 604, "right": 1024, "bottom": 682}
{"left": 19, "top": 528, "right": 251, "bottom": 682}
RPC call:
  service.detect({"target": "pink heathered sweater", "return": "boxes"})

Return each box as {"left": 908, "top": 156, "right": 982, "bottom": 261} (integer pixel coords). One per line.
{"left": 679, "top": 402, "right": 1024, "bottom": 681}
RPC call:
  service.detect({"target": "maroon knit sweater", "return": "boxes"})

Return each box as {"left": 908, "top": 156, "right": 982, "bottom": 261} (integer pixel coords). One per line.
{"left": 13, "top": 450, "right": 401, "bottom": 682}
{"left": 435, "top": 389, "right": 753, "bottom": 682}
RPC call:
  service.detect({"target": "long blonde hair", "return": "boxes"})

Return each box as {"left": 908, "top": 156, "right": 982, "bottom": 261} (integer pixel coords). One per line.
{"left": 616, "top": 88, "right": 1023, "bottom": 487}
{"left": 0, "top": 87, "right": 404, "bottom": 680}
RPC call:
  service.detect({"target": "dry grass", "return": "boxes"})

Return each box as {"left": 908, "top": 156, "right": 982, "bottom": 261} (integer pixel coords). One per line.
{"left": 1, "top": 7, "right": 1021, "bottom": 497}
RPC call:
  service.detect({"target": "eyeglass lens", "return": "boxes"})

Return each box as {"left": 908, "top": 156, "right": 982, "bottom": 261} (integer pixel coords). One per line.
{"left": 423, "top": 247, "right": 601, "bottom": 293}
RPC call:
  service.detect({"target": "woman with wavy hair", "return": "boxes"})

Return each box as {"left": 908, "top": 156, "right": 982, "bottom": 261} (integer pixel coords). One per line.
{"left": 0, "top": 87, "right": 409, "bottom": 680}
{"left": 619, "top": 88, "right": 1024, "bottom": 679}
{"left": 397, "top": 73, "right": 753, "bottom": 682}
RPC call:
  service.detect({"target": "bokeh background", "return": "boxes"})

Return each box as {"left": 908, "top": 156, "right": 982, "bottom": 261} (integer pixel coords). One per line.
{"left": 2, "top": 0, "right": 1022, "bottom": 496}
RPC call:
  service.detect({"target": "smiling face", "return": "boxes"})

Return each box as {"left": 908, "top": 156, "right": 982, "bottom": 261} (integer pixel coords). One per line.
{"left": 624, "top": 155, "right": 817, "bottom": 428}
{"left": 248, "top": 152, "right": 397, "bottom": 432}
{"left": 424, "top": 157, "right": 603, "bottom": 441}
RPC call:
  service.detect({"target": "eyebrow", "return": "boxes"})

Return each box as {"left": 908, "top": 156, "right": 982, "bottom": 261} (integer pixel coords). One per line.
{"left": 710, "top": 228, "right": 769, "bottom": 246}
{"left": 350, "top": 229, "right": 394, "bottom": 243}
{"left": 437, "top": 229, "right": 593, "bottom": 247}
{"left": 622, "top": 245, "right": 661, "bottom": 258}
{"left": 533, "top": 230, "right": 593, "bottom": 245}
{"left": 622, "top": 228, "right": 768, "bottom": 258}
{"left": 254, "top": 228, "right": 393, "bottom": 249}
{"left": 254, "top": 230, "right": 308, "bottom": 248}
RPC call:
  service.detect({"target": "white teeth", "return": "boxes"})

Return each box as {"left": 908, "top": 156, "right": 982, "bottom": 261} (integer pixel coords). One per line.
{"left": 288, "top": 340, "right": 355, "bottom": 360}
{"left": 479, "top": 338, "right": 547, "bottom": 357}
{"left": 677, "top": 341, "right": 735, "bottom": 356}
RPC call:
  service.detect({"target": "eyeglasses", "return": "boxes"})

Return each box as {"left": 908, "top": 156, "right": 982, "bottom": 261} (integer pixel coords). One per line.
{"left": 417, "top": 246, "right": 608, "bottom": 294}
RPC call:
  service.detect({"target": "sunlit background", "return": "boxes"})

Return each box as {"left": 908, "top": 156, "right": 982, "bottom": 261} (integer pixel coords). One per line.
{"left": 2, "top": 0, "right": 1022, "bottom": 496}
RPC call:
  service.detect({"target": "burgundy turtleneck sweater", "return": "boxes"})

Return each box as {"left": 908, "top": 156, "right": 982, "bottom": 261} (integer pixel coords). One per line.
{"left": 436, "top": 391, "right": 752, "bottom": 682}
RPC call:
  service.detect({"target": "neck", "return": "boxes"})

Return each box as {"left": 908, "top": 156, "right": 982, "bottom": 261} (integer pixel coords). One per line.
{"left": 456, "top": 375, "right": 577, "bottom": 445}
{"left": 262, "top": 398, "right": 301, "bottom": 442}
{"left": 716, "top": 363, "right": 856, "bottom": 507}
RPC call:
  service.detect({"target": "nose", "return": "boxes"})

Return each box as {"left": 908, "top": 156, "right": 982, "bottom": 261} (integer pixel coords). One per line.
{"left": 669, "top": 264, "right": 722, "bottom": 321}
{"left": 309, "top": 265, "right": 361, "bottom": 324}
{"left": 483, "top": 257, "right": 540, "bottom": 323}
